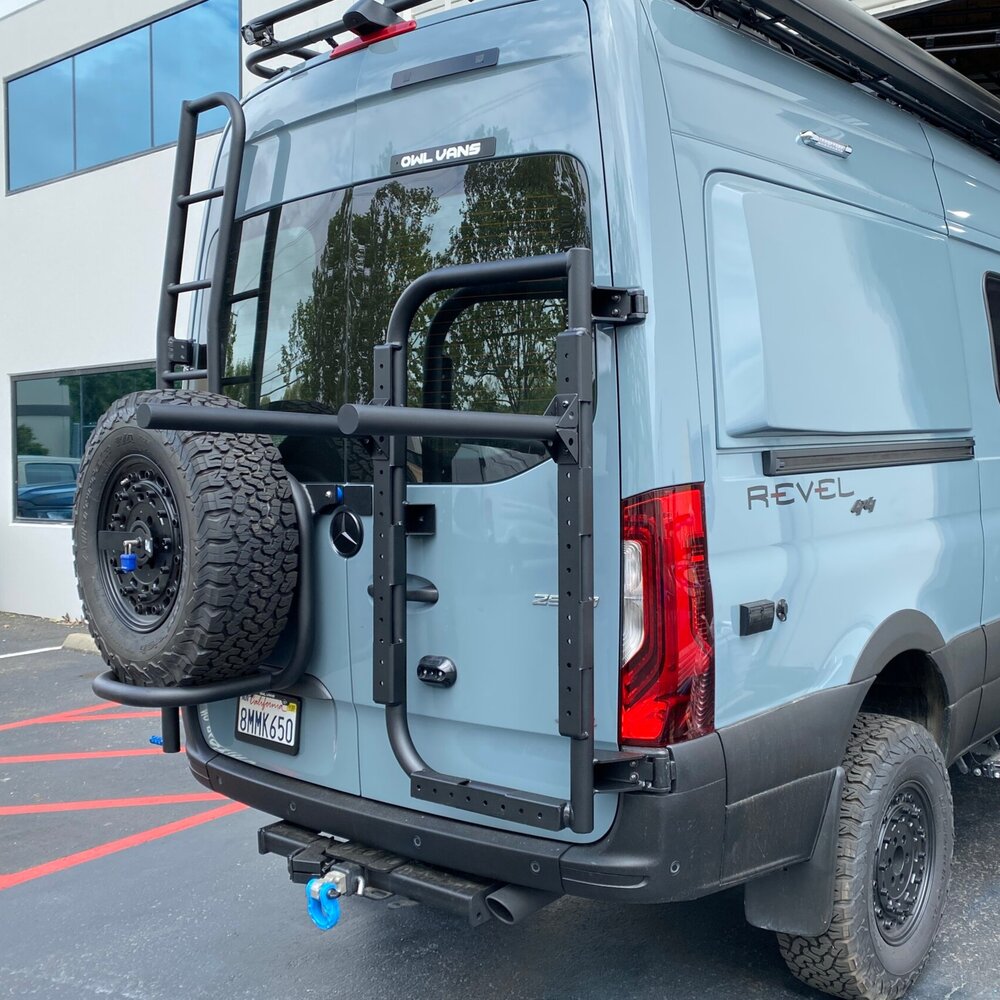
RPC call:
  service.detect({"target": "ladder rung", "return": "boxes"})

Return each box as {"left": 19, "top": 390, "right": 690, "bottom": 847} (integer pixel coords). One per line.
{"left": 167, "top": 279, "right": 212, "bottom": 295}
{"left": 162, "top": 369, "right": 209, "bottom": 383}
{"left": 177, "top": 187, "right": 224, "bottom": 206}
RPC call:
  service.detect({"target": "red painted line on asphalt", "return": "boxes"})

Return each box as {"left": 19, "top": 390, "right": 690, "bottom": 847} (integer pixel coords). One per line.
{"left": 0, "top": 748, "right": 179, "bottom": 764}
{"left": 0, "top": 703, "right": 108, "bottom": 731}
{"left": 0, "top": 792, "right": 224, "bottom": 816}
{"left": 53, "top": 712, "right": 161, "bottom": 723}
{"left": 61, "top": 703, "right": 127, "bottom": 717}
{"left": 0, "top": 801, "right": 248, "bottom": 891}
{"left": 0, "top": 711, "right": 161, "bottom": 732}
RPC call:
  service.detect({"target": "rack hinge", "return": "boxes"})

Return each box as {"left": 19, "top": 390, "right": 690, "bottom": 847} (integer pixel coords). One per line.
{"left": 593, "top": 750, "right": 675, "bottom": 793}
{"left": 592, "top": 286, "right": 648, "bottom": 325}
{"left": 166, "top": 337, "right": 207, "bottom": 369}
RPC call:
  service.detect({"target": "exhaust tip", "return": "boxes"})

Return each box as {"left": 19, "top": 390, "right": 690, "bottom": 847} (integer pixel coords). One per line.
{"left": 484, "top": 885, "right": 560, "bottom": 925}
{"left": 485, "top": 896, "right": 517, "bottom": 925}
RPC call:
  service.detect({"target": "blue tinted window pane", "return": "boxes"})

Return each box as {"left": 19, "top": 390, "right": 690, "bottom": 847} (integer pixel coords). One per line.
{"left": 14, "top": 368, "right": 154, "bottom": 520}
{"left": 7, "top": 60, "right": 74, "bottom": 190}
{"left": 152, "top": 0, "right": 240, "bottom": 146}
{"left": 74, "top": 27, "right": 152, "bottom": 169}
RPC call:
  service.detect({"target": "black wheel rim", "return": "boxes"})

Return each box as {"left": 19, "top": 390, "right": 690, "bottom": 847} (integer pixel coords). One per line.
{"left": 872, "top": 779, "right": 936, "bottom": 945}
{"left": 96, "top": 456, "right": 183, "bottom": 633}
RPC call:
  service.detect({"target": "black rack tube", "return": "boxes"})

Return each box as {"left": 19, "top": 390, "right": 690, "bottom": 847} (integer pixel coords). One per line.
{"left": 137, "top": 403, "right": 343, "bottom": 437}
{"left": 367, "top": 248, "right": 598, "bottom": 835}
{"left": 160, "top": 707, "right": 182, "bottom": 753}
{"left": 338, "top": 403, "right": 558, "bottom": 441}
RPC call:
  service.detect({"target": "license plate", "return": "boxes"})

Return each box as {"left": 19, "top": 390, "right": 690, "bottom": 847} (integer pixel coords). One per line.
{"left": 235, "top": 692, "right": 301, "bottom": 755}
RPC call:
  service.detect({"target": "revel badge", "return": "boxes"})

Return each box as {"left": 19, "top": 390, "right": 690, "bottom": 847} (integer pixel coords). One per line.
{"left": 391, "top": 137, "right": 497, "bottom": 174}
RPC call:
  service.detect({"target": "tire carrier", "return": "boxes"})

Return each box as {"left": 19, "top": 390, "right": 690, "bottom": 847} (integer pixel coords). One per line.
{"left": 91, "top": 83, "right": 657, "bottom": 923}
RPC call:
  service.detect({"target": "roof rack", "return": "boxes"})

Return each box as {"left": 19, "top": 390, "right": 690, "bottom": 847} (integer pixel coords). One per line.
{"left": 688, "top": 0, "right": 1000, "bottom": 162}
{"left": 242, "top": 0, "right": 428, "bottom": 79}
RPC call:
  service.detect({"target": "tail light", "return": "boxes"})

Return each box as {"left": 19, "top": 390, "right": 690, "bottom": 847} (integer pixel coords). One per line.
{"left": 620, "top": 485, "right": 714, "bottom": 746}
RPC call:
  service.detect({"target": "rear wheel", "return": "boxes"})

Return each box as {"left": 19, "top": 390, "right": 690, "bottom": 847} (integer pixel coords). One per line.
{"left": 778, "top": 713, "right": 952, "bottom": 1000}
{"left": 73, "top": 389, "right": 299, "bottom": 687}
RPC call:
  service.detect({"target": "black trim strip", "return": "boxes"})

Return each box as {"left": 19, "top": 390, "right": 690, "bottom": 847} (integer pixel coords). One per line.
{"left": 391, "top": 48, "right": 500, "bottom": 91}
{"left": 762, "top": 438, "right": 974, "bottom": 476}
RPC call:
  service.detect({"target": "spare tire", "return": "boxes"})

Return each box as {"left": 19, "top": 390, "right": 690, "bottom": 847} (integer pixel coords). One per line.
{"left": 73, "top": 389, "right": 299, "bottom": 687}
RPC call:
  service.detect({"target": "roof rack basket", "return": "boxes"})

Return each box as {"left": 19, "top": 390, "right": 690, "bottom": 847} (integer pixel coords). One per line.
{"left": 242, "top": 0, "right": 428, "bottom": 79}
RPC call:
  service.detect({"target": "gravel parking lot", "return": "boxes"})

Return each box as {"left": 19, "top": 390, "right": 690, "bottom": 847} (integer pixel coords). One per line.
{"left": 2, "top": 611, "right": 999, "bottom": 1000}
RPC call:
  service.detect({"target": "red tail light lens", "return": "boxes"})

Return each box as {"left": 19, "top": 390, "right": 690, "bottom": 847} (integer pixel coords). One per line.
{"left": 330, "top": 19, "right": 416, "bottom": 60}
{"left": 620, "top": 485, "right": 714, "bottom": 746}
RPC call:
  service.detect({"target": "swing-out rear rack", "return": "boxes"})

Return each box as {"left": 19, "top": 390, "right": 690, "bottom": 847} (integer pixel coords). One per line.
{"left": 135, "top": 246, "right": 651, "bottom": 835}
{"left": 92, "top": 66, "right": 654, "bottom": 833}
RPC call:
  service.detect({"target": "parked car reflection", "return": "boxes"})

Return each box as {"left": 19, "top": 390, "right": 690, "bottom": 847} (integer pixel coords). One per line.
{"left": 16, "top": 456, "right": 79, "bottom": 520}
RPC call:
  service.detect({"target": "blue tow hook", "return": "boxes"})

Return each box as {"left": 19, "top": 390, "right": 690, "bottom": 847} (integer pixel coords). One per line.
{"left": 306, "top": 878, "right": 342, "bottom": 930}
{"left": 118, "top": 537, "right": 142, "bottom": 573}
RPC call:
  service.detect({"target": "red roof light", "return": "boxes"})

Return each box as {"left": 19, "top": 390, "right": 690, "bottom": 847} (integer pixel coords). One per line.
{"left": 330, "top": 19, "right": 416, "bottom": 60}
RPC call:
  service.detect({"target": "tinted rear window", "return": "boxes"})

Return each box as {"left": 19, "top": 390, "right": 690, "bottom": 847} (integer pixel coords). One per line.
{"left": 220, "top": 154, "right": 590, "bottom": 484}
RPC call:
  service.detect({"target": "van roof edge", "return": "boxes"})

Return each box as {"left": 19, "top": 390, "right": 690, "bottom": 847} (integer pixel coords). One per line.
{"left": 689, "top": 0, "right": 1000, "bottom": 161}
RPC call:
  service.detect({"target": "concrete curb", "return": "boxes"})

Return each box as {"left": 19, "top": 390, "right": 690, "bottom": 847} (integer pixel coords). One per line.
{"left": 62, "top": 632, "right": 98, "bottom": 654}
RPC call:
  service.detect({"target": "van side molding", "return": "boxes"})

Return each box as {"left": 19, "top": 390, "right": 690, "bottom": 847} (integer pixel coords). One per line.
{"left": 762, "top": 438, "right": 975, "bottom": 477}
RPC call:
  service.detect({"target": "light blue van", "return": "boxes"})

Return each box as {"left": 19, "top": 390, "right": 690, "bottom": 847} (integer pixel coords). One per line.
{"left": 73, "top": 0, "right": 1000, "bottom": 996}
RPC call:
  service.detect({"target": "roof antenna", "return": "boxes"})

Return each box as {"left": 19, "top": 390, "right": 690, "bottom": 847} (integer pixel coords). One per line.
{"left": 343, "top": 0, "right": 405, "bottom": 36}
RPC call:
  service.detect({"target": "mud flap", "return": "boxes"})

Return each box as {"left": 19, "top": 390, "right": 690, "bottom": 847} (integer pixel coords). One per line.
{"left": 743, "top": 766, "right": 845, "bottom": 936}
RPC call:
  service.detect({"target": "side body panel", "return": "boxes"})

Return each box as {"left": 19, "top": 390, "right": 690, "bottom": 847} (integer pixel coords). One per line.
{"left": 646, "top": 0, "right": 984, "bottom": 733}
{"left": 589, "top": 0, "right": 705, "bottom": 497}
{"left": 924, "top": 124, "right": 1000, "bottom": 744}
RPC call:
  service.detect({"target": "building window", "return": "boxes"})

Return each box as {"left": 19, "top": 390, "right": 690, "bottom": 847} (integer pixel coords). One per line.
{"left": 5, "top": 0, "right": 239, "bottom": 192}
{"left": 13, "top": 365, "right": 155, "bottom": 522}
{"left": 986, "top": 274, "right": 1000, "bottom": 403}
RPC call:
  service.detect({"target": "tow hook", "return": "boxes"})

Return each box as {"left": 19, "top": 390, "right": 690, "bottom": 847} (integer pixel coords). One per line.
{"left": 118, "top": 538, "right": 143, "bottom": 573}
{"left": 305, "top": 863, "right": 366, "bottom": 931}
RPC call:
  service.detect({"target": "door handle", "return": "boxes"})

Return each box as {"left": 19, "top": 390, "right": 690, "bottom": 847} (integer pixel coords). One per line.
{"left": 367, "top": 576, "right": 438, "bottom": 605}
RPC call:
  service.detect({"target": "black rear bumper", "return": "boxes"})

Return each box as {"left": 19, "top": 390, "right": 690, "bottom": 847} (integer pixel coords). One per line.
{"left": 186, "top": 708, "right": 725, "bottom": 900}
{"left": 183, "top": 681, "right": 865, "bottom": 904}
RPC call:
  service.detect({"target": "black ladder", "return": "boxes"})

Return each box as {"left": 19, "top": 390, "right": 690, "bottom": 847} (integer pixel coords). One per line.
{"left": 156, "top": 92, "right": 246, "bottom": 392}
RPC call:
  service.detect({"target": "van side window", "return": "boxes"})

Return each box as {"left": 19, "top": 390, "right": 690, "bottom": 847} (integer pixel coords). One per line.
{"left": 985, "top": 274, "right": 1000, "bottom": 402}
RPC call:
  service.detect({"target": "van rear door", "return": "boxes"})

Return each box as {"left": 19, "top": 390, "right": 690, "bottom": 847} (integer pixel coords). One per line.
{"left": 338, "top": 1, "right": 619, "bottom": 844}
{"left": 207, "top": 0, "right": 619, "bottom": 844}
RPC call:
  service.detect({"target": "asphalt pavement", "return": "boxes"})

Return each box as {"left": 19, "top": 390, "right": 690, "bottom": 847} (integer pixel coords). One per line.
{"left": 2, "top": 611, "right": 999, "bottom": 1000}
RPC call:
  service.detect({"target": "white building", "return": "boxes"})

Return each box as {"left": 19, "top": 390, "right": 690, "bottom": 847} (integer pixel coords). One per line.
{"left": 0, "top": 0, "right": 465, "bottom": 618}
{"left": 0, "top": 0, "right": 984, "bottom": 618}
